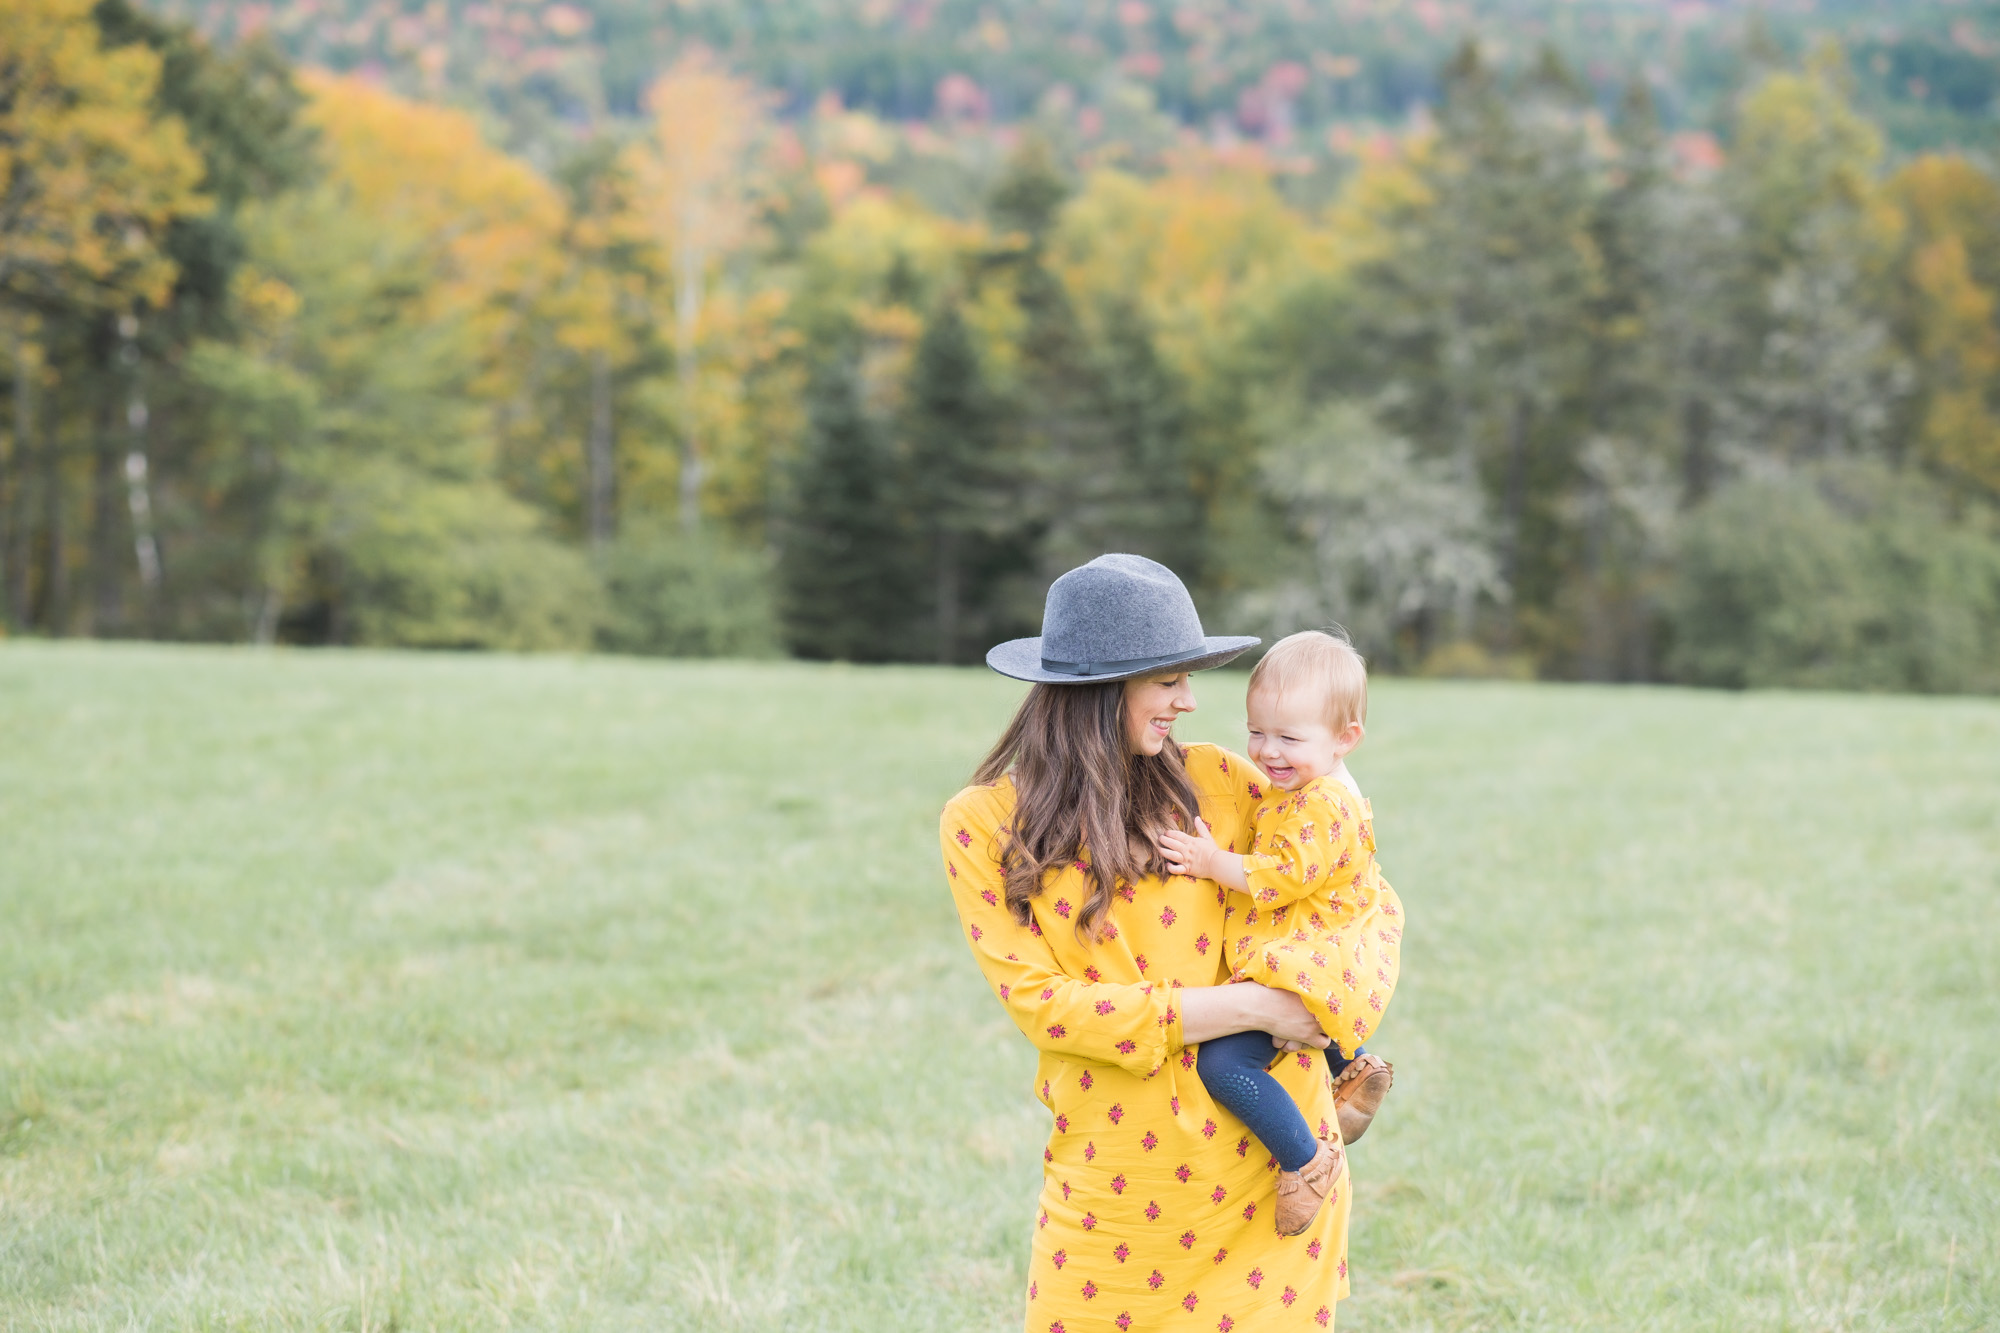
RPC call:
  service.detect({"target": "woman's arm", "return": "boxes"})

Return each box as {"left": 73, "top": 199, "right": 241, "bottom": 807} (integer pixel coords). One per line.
{"left": 1177, "top": 981, "right": 1329, "bottom": 1049}
{"left": 944, "top": 797, "right": 1189, "bottom": 1076}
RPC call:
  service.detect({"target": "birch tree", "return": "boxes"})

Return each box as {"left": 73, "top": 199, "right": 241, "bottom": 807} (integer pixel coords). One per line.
{"left": 626, "top": 53, "right": 766, "bottom": 532}
{"left": 0, "top": 0, "right": 203, "bottom": 627}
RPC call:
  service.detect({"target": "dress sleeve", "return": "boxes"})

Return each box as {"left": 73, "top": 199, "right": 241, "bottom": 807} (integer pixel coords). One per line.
{"left": 1246, "top": 792, "right": 1405, "bottom": 1061}
{"left": 1208, "top": 747, "right": 1266, "bottom": 855}
{"left": 1307, "top": 876, "right": 1404, "bottom": 1059}
{"left": 1240, "top": 785, "right": 1370, "bottom": 925}
{"left": 942, "top": 793, "right": 1185, "bottom": 1078}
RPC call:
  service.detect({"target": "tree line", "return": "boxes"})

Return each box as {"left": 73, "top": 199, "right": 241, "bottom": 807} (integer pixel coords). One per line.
{"left": 4, "top": 0, "right": 1999, "bottom": 691}
{"left": 160, "top": 0, "right": 2000, "bottom": 165}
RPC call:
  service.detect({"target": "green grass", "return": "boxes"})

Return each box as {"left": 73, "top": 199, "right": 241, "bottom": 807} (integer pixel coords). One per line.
{"left": 1, "top": 642, "right": 1995, "bottom": 1331}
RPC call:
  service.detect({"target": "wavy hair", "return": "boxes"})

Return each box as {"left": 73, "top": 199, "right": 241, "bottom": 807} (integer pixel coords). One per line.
{"left": 971, "top": 681, "right": 1201, "bottom": 940}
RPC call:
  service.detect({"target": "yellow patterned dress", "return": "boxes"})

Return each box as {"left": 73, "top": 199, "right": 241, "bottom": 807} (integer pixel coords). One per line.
{"left": 1228, "top": 775, "right": 1405, "bottom": 1060}
{"left": 940, "top": 744, "right": 1398, "bottom": 1332}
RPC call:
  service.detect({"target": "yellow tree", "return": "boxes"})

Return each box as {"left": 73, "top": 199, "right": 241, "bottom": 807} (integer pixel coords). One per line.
{"left": 1728, "top": 45, "right": 1898, "bottom": 275}
{"left": 0, "top": 0, "right": 204, "bottom": 310}
{"left": 300, "top": 72, "right": 599, "bottom": 548}
{"left": 1056, "top": 159, "right": 1336, "bottom": 381}
{"left": 1887, "top": 155, "right": 2000, "bottom": 496}
{"left": 544, "top": 146, "right": 658, "bottom": 549}
{"left": 0, "top": 0, "right": 205, "bottom": 624}
{"left": 624, "top": 51, "right": 767, "bottom": 530}
{"left": 300, "top": 72, "right": 567, "bottom": 395}
{"left": 550, "top": 210, "right": 634, "bottom": 550}
{"left": 1722, "top": 51, "right": 1908, "bottom": 465}
{"left": 1053, "top": 157, "right": 1339, "bottom": 518}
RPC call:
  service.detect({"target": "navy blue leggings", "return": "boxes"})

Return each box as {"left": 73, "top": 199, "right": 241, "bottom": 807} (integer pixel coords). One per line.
{"left": 1195, "top": 1031, "right": 1358, "bottom": 1172}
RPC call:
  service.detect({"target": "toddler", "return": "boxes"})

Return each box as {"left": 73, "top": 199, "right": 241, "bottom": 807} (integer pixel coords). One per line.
{"left": 1158, "top": 629, "right": 1403, "bottom": 1236}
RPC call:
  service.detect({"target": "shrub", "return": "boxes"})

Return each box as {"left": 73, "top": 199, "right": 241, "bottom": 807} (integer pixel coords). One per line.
{"left": 333, "top": 474, "right": 602, "bottom": 652}
{"left": 595, "top": 526, "right": 782, "bottom": 659}
{"left": 1666, "top": 461, "right": 2000, "bottom": 693}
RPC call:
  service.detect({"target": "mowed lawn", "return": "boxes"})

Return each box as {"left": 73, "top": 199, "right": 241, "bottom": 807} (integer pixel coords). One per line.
{"left": 2, "top": 644, "right": 1996, "bottom": 1332}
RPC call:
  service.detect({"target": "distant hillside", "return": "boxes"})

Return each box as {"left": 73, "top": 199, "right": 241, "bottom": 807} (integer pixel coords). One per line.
{"left": 148, "top": 0, "right": 1999, "bottom": 160}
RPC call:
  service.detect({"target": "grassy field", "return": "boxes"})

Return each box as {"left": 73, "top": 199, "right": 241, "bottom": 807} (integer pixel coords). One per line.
{"left": 1, "top": 642, "right": 1996, "bottom": 1331}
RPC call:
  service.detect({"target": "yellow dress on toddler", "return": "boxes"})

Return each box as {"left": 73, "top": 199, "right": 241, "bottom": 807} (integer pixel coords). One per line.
{"left": 1227, "top": 773, "right": 1405, "bottom": 1060}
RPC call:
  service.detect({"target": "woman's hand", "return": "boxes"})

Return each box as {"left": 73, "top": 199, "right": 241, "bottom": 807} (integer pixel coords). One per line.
{"left": 1157, "top": 818, "right": 1220, "bottom": 879}
{"left": 1255, "top": 986, "right": 1332, "bottom": 1050}
{"left": 1178, "top": 981, "right": 1330, "bottom": 1049}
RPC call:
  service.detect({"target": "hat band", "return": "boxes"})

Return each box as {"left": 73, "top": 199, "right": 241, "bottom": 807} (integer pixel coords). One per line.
{"left": 1039, "top": 646, "right": 1207, "bottom": 678}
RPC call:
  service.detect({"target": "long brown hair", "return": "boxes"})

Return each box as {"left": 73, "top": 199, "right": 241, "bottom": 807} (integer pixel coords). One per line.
{"left": 972, "top": 680, "right": 1202, "bottom": 940}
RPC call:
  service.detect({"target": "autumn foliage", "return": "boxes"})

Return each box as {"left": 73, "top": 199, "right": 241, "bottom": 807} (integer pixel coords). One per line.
{"left": 2, "top": 5, "right": 1999, "bottom": 690}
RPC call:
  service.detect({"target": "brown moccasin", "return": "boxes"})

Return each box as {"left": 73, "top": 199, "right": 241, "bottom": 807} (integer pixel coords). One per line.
{"left": 1330, "top": 1051, "right": 1394, "bottom": 1145}
{"left": 1274, "top": 1137, "right": 1343, "bottom": 1237}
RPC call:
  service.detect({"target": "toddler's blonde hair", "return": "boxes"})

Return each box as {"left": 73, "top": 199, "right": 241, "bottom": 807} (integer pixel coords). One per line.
{"left": 1247, "top": 629, "right": 1368, "bottom": 731}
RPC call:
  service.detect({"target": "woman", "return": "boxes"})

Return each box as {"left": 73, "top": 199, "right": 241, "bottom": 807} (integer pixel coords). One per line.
{"left": 940, "top": 555, "right": 1397, "bottom": 1330}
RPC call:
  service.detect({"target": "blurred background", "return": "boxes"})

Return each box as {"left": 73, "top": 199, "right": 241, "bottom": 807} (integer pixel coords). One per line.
{"left": 6, "top": 6, "right": 2000, "bottom": 1329}
{"left": 4, "top": 0, "right": 1999, "bottom": 691}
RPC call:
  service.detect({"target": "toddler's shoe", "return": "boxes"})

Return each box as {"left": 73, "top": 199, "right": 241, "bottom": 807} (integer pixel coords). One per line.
{"left": 1331, "top": 1052, "right": 1393, "bottom": 1144}
{"left": 1274, "top": 1137, "right": 1343, "bottom": 1237}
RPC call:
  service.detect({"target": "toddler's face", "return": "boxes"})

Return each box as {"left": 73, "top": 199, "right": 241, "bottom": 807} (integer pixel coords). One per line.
{"left": 1245, "top": 688, "right": 1356, "bottom": 791}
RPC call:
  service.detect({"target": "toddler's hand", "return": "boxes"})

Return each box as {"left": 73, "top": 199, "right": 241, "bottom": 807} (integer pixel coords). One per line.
{"left": 1157, "top": 818, "right": 1220, "bottom": 879}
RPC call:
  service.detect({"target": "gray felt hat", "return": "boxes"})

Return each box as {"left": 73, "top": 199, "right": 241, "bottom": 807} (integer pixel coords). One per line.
{"left": 986, "top": 554, "right": 1260, "bottom": 684}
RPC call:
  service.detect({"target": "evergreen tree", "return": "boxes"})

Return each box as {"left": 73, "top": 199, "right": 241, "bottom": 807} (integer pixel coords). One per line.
{"left": 1352, "top": 41, "right": 1603, "bottom": 651}
{"left": 1011, "top": 251, "right": 1114, "bottom": 575}
{"left": 1091, "top": 295, "right": 1200, "bottom": 573}
{"left": 984, "top": 138, "right": 1096, "bottom": 579}
{"left": 903, "top": 295, "right": 1021, "bottom": 664}
{"left": 984, "top": 137, "right": 1202, "bottom": 585}
{"left": 1603, "top": 80, "right": 1753, "bottom": 507}
{"left": 1564, "top": 79, "right": 1705, "bottom": 679}
{"left": 988, "top": 134, "right": 1070, "bottom": 244}
{"left": 778, "top": 345, "right": 920, "bottom": 661}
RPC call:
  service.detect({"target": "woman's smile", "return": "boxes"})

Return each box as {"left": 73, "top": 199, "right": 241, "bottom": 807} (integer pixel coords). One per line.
{"left": 1122, "top": 672, "right": 1196, "bottom": 755}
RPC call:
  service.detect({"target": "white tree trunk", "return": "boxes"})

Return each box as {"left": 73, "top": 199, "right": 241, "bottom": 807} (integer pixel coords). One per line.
{"left": 675, "top": 201, "right": 707, "bottom": 534}
{"left": 586, "top": 348, "right": 615, "bottom": 548}
{"left": 5, "top": 319, "right": 28, "bottom": 627}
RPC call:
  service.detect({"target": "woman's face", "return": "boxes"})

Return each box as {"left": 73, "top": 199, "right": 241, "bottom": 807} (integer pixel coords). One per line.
{"left": 1122, "top": 671, "right": 1196, "bottom": 756}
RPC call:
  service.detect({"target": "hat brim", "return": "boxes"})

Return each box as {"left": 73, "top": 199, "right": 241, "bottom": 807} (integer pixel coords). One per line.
{"left": 985, "top": 635, "right": 1261, "bottom": 684}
